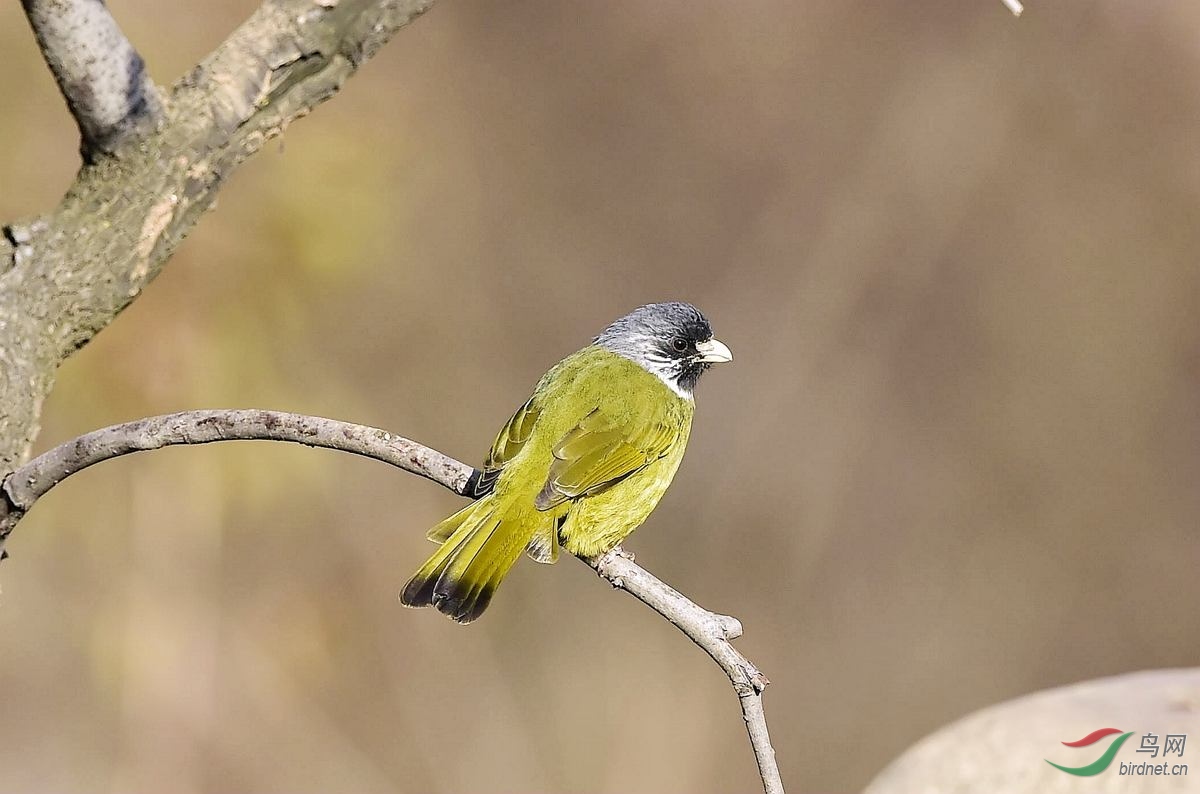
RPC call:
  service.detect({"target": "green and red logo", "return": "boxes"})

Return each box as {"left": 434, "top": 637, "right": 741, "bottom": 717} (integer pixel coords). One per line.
{"left": 1046, "top": 728, "right": 1134, "bottom": 776}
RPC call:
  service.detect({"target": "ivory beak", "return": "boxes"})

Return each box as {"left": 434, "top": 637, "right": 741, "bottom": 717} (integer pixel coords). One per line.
{"left": 696, "top": 337, "right": 733, "bottom": 363}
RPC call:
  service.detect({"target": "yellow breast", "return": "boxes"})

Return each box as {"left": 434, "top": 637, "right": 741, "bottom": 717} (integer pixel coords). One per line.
{"left": 558, "top": 438, "right": 690, "bottom": 557}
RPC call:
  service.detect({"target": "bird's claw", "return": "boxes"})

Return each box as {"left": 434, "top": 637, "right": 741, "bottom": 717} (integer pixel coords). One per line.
{"left": 609, "top": 545, "right": 635, "bottom": 562}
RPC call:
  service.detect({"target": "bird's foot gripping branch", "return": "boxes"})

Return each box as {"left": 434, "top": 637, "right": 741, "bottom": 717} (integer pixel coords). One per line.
{"left": 0, "top": 409, "right": 784, "bottom": 794}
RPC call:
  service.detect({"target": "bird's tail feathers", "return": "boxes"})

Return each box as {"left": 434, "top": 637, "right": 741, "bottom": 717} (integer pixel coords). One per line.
{"left": 425, "top": 503, "right": 468, "bottom": 544}
{"left": 401, "top": 497, "right": 531, "bottom": 623}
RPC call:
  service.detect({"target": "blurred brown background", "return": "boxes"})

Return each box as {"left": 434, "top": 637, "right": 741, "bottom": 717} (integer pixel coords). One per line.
{"left": 2, "top": 1, "right": 1199, "bottom": 792}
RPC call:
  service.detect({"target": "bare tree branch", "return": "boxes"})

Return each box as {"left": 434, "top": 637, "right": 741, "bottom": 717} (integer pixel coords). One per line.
{"left": 584, "top": 550, "right": 784, "bottom": 794}
{"left": 0, "top": 409, "right": 785, "bottom": 794}
{"left": 0, "top": 0, "right": 435, "bottom": 474}
{"left": 0, "top": 410, "right": 472, "bottom": 517}
{"left": 20, "top": 0, "right": 164, "bottom": 160}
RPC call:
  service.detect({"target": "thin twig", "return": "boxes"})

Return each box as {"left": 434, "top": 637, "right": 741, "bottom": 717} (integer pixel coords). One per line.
{"left": 0, "top": 409, "right": 785, "bottom": 794}
{"left": 584, "top": 550, "right": 783, "bottom": 794}
{"left": 0, "top": 410, "right": 472, "bottom": 515}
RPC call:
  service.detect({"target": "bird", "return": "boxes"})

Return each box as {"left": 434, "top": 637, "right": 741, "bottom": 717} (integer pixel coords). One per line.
{"left": 400, "top": 302, "right": 732, "bottom": 623}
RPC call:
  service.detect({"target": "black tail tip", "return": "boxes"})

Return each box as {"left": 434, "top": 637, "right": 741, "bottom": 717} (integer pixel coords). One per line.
{"left": 431, "top": 586, "right": 496, "bottom": 624}
{"left": 400, "top": 575, "right": 496, "bottom": 624}
{"left": 400, "top": 574, "right": 437, "bottom": 609}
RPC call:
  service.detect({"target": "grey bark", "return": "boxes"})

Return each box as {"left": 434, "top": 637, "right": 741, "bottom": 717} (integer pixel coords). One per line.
{"left": 20, "top": 0, "right": 164, "bottom": 159}
{"left": 0, "top": 0, "right": 434, "bottom": 475}
{"left": 585, "top": 549, "right": 784, "bottom": 794}
{"left": 0, "top": 410, "right": 474, "bottom": 516}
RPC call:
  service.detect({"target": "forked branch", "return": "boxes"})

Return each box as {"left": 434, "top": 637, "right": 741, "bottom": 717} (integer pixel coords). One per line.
{"left": 1, "top": 0, "right": 437, "bottom": 475}
{"left": 20, "top": 0, "right": 163, "bottom": 158}
{"left": 0, "top": 409, "right": 784, "bottom": 794}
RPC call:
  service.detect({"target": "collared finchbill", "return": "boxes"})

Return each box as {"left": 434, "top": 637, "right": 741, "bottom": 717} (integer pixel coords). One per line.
{"left": 403, "top": 301, "right": 730, "bottom": 622}
{"left": 696, "top": 337, "right": 733, "bottom": 363}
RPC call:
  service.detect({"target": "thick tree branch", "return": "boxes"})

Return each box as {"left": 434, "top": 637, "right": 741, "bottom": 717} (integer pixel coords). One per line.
{"left": 0, "top": 409, "right": 785, "bottom": 794}
{"left": 0, "top": 0, "right": 435, "bottom": 474}
{"left": 21, "top": 0, "right": 164, "bottom": 160}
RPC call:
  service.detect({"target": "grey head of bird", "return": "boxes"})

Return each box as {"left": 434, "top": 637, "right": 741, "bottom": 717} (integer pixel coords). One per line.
{"left": 594, "top": 302, "right": 733, "bottom": 398}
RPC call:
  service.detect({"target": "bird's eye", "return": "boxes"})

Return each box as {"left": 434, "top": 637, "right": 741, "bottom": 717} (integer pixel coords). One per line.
{"left": 671, "top": 337, "right": 689, "bottom": 353}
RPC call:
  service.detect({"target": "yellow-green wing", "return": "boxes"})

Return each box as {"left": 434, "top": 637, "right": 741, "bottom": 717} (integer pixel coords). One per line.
{"left": 430, "top": 397, "right": 540, "bottom": 547}
{"left": 461, "top": 396, "right": 541, "bottom": 500}
{"left": 429, "top": 396, "right": 540, "bottom": 543}
{"left": 534, "top": 407, "right": 677, "bottom": 511}
{"left": 486, "top": 395, "right": 541, "bottom": 470}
